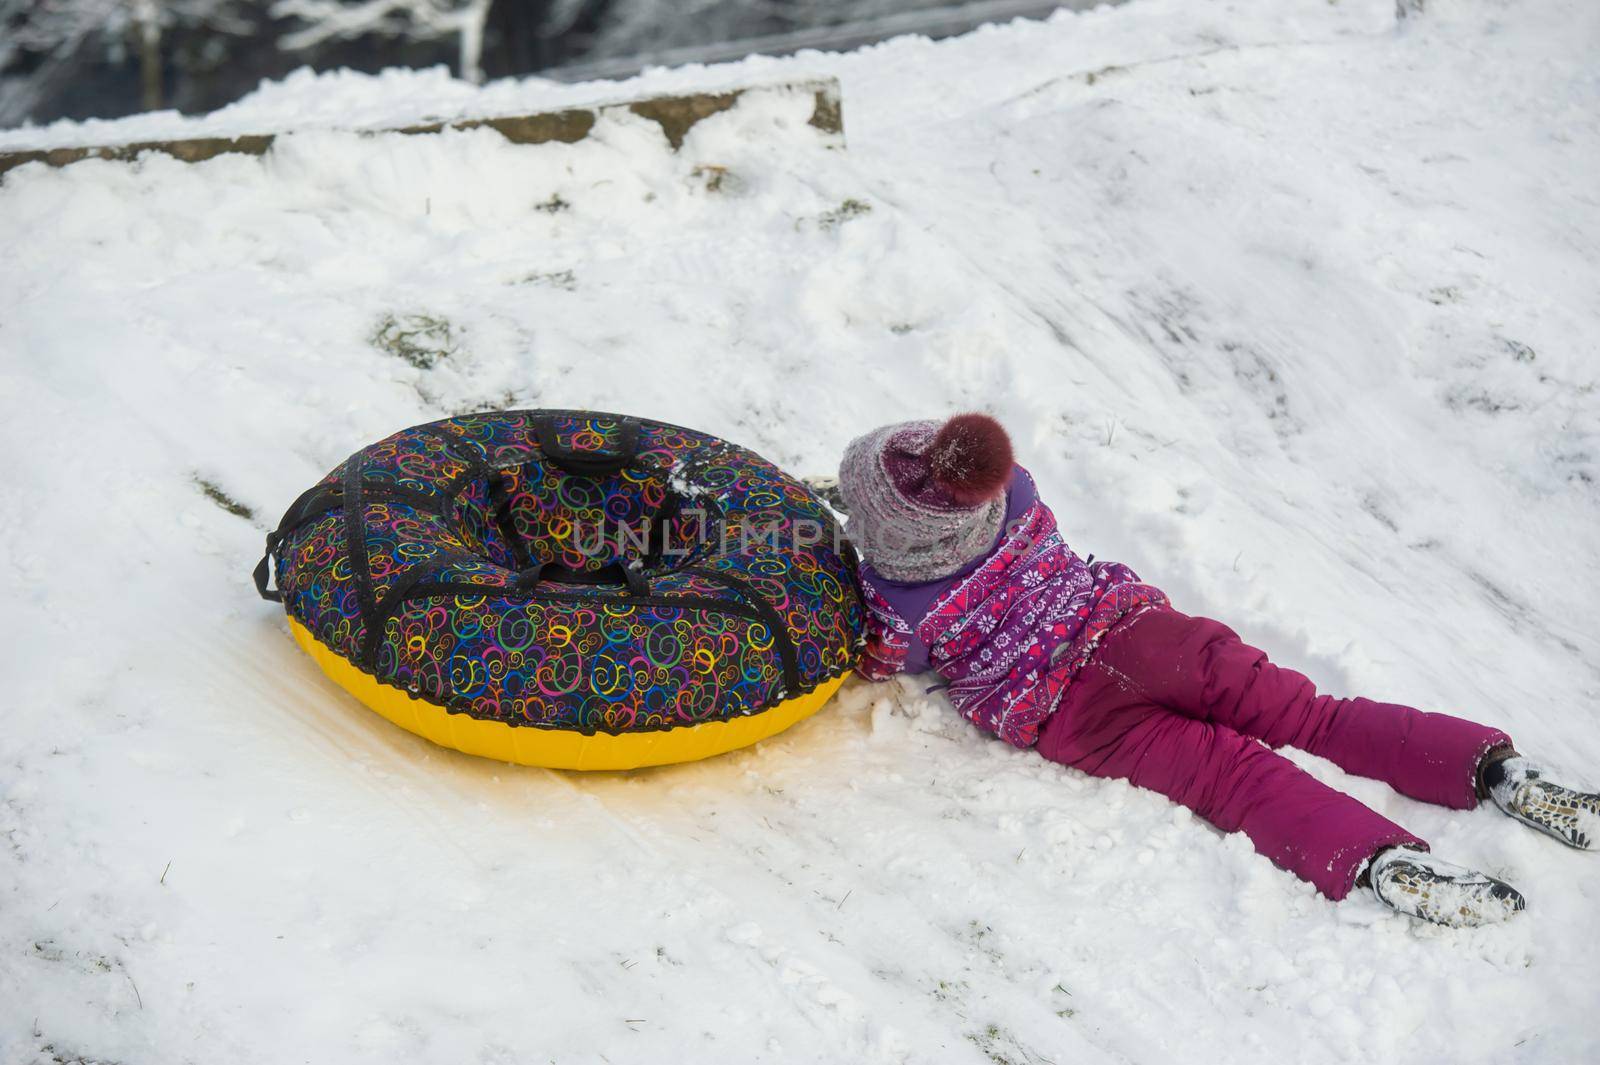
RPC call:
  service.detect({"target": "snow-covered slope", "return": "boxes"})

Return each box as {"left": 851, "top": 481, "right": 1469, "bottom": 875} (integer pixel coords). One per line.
{"left": 3, "top": 1, "right": 1598, "bottom": 1062}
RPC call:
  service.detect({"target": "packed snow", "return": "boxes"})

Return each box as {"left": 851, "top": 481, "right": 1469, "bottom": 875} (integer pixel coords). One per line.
{"left": 3, "top": 0, "right": 1598, "bottom": 1062}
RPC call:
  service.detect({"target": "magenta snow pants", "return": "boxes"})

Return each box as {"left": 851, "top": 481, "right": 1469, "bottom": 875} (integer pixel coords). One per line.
{"left": 1036, "top": 607, "right": 1511, "bottom": 899}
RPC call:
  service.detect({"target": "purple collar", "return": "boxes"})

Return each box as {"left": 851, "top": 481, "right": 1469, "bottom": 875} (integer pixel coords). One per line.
{"left": 860, "top": 467, "right": 1038, "bottom": 672}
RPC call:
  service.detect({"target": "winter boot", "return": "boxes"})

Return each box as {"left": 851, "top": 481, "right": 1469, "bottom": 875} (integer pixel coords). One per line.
{"left": 1366, "top": 847, "right": 1525, "bottom": 928}
{"left": 1484, "top": 755, "right": 1600, "bottom": 850}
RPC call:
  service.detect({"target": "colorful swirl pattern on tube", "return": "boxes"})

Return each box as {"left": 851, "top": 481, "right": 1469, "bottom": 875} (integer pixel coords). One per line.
{"left": 270, "top": 411, "right": 864, "bottom": 738}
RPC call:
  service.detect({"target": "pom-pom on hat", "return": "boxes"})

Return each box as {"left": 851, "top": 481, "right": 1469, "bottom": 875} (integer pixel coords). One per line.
{"left": 838, "top": 413, "right": 1016, "bottom": 583}
{"left": 923, "top": 413, "right": 1015, "bottom": 506}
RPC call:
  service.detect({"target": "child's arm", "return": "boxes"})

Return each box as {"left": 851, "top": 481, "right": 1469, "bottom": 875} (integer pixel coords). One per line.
{"left": 855, "top": 584, "right": 911, "bottom": 681}
{"left": 857, "top": 619, "right": 909, "bottom": 681}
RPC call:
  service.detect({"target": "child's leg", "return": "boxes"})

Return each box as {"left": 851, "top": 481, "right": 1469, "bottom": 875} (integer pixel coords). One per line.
{"left": 1108, "top": 607, "right": 1510, "bottom": 810}
{"left": 1040, "top": 638, "right": 1421, "bottom": 898}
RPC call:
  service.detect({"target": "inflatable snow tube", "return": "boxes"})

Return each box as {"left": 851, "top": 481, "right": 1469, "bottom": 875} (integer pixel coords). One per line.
{"left": 254, "top": 410, "right": 864, "bottom": 770}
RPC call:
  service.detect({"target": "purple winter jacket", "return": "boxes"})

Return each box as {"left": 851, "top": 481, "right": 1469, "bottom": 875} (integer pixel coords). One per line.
{"left": 856, "top": 466, "right": 1167, "bottom": 747}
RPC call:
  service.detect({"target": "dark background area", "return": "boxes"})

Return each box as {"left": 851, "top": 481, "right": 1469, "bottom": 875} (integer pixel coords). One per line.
{"left": 0, "top": 0, "right": 987, "bottom": 129}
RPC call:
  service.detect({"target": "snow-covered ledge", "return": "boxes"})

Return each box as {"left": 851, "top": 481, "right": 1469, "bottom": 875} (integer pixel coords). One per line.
{"left": 0, "top": 76, "right": 844, "bottom": 178}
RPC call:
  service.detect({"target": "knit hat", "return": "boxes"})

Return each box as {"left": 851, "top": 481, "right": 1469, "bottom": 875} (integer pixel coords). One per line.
{"left": 838, "top": 413, "right": 1015, "bottom": 584}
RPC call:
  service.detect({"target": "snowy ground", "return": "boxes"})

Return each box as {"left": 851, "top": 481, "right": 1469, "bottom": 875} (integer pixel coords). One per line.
{"left": 3, "top": 0, "right": 1599, "bottom": 1062}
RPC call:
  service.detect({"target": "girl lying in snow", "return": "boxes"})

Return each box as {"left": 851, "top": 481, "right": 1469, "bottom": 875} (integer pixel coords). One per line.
{"left": 812, "top": 413, "right": 1598, "bottom": 928}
